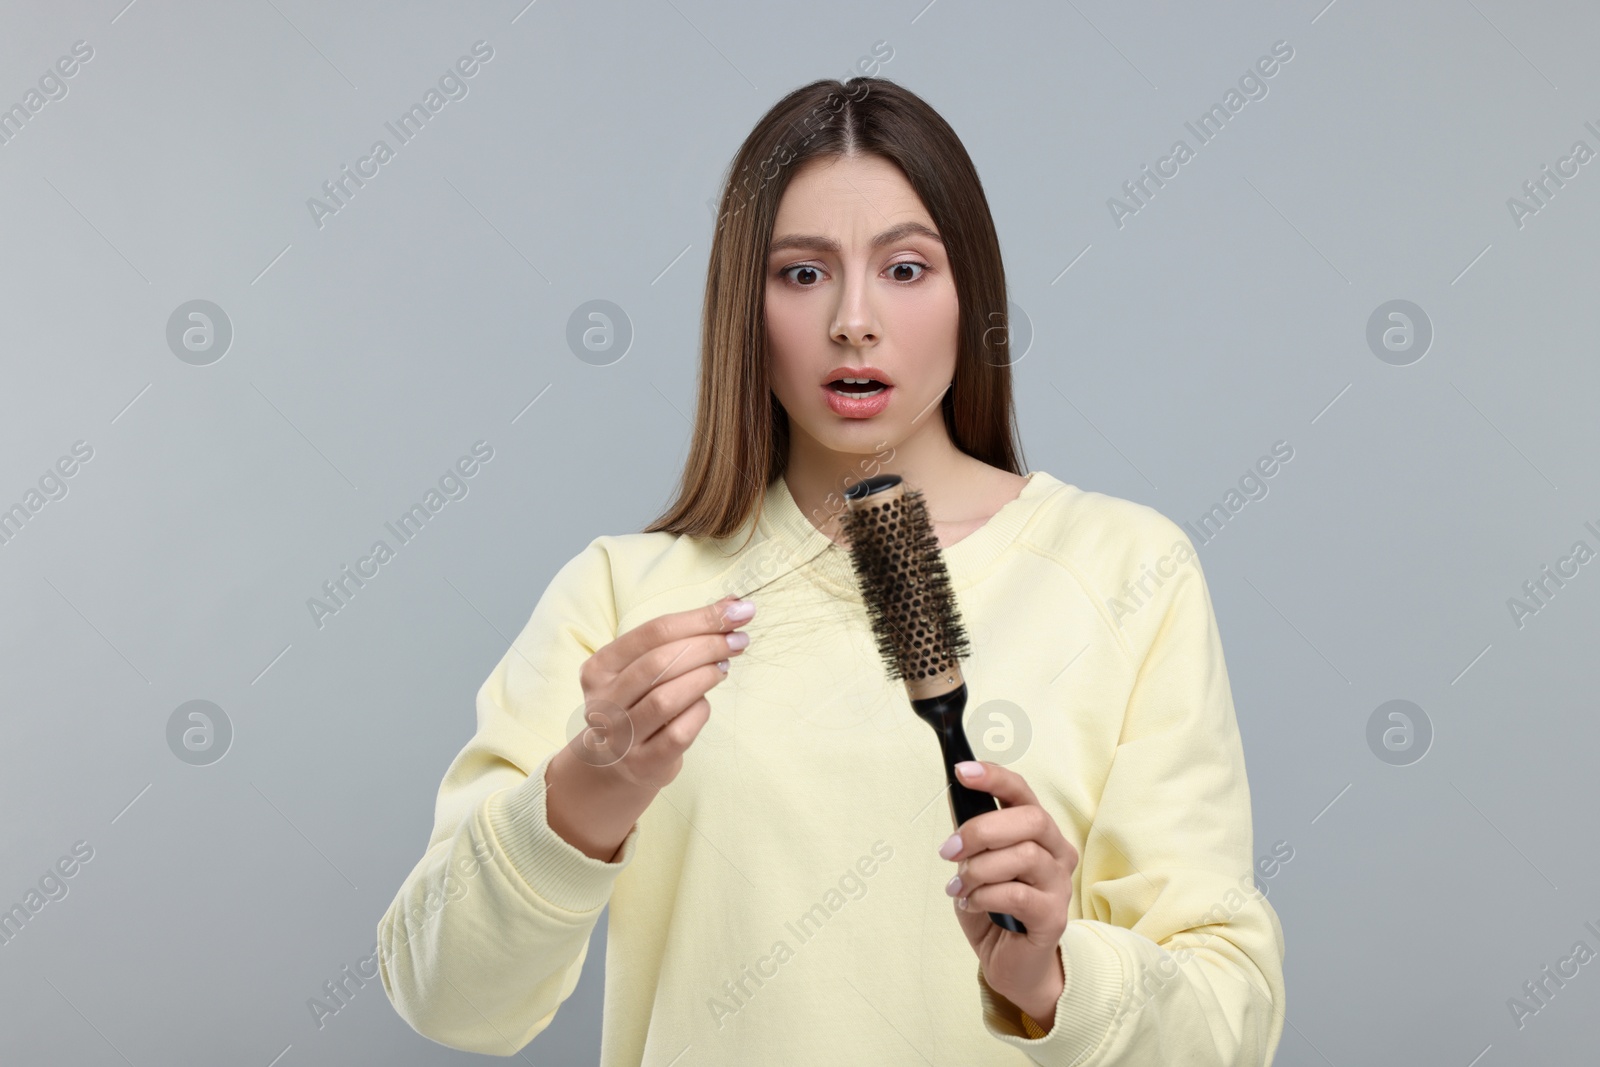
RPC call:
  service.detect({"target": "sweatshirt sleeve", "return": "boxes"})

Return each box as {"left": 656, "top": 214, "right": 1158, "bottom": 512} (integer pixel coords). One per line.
{"left": 978, "top": 525, "right": 1287, "bottom": 1066}
{"left": 376, "top": 536, "right": 642, "bottom": 1055}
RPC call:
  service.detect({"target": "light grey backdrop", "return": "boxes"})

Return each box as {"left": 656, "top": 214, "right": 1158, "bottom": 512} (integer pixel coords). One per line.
{"left": 2, "top": 0, "right": 1596, "bottom": 1064}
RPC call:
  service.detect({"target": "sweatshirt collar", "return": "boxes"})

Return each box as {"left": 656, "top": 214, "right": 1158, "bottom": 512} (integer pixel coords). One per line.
{"left": 748, "top": 469, "right": 1059, "bottom": 601}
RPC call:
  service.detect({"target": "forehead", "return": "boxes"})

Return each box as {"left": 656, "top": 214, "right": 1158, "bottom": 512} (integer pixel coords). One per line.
{"left": 772, "top": 154, "right": 933, "bottom": 230}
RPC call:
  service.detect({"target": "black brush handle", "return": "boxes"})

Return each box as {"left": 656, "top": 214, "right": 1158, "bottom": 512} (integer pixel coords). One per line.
{"left": 915, "top": 694, "right": 1028, "bottom": 935}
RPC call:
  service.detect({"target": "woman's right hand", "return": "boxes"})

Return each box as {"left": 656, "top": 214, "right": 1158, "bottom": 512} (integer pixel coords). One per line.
{"left": 542, "top": 596, "right": 755, "bottom": 861}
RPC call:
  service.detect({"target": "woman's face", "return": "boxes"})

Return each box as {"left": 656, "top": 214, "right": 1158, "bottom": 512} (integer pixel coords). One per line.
{"left": 764, "top": 153, "right": 959, "bottom": 460}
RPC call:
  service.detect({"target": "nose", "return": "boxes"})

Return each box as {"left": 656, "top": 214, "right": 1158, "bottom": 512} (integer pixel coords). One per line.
{"left": 830, "top": 270, "right": 879, "bottom": 348}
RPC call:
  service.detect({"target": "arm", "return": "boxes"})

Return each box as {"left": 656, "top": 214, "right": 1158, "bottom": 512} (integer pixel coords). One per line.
{"left": 979, "top": 532, "right": 1287, "bottom": 1066}
{"left": 376, "top": 538, "right": 637, "bottom": 1055}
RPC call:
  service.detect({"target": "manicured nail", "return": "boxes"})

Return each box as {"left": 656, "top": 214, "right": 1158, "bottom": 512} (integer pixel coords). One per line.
{"left": 726, "top": 631, "right": 750, "bottom": 651}
{"left": 955, "top": 761, "right": 982, "bottom": 780}
{"left": 957, "top": 895, "right": 968, "bottom": 910}
{"left": 716, "top": 659, "right": 729, "bottom": 673}
{"left": 945, "top": 874, "right": 962, "bottom": 897}
{"left": 722, "top": 599, "right": 755, "bottom": 622}
{"left": 939, "top": 833, "right": 962, "bottom": 860}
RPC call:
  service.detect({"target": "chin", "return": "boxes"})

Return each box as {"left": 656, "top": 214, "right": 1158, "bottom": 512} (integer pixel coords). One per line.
{"left": 806, "top": 421, "right": 901, "bottom": 453}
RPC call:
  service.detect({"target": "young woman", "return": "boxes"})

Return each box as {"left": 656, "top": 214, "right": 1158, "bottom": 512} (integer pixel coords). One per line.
{"left": 379, "top": 77, "right": 1286, "bottom": 1065}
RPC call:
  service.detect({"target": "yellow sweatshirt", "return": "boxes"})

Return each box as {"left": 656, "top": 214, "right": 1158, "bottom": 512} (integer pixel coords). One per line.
{"left": 377, "top": 469, "right": 1287, "bottom": 1065}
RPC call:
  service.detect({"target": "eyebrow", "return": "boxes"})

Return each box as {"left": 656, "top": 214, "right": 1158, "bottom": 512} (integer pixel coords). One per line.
{"left": 767, "top": 221, "right": 943, "bottom": 256}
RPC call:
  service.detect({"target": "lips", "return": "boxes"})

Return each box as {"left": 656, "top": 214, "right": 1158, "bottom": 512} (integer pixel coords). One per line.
{"left": 823, "top": 365, "right": 896, "bottom": 388}
{"left": 822, "top": 381, "right": 893, "bottom": 418}
{"left": 829, "top": 379, "right": 887, "bottom": 395}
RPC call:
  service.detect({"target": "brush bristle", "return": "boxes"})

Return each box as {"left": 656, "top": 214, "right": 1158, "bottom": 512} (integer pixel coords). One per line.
{"left": 840, "top": 484, "right": 972, "bottom": 682}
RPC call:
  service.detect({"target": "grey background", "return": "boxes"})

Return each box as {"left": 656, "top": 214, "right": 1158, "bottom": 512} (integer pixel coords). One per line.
{"left": 1, "top": 0, "right": 1595, "bottom": 1063}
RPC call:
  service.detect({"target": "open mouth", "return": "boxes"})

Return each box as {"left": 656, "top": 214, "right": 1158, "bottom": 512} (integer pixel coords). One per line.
{"left": 828, "top": 376, "right": 889, "bottom": 397}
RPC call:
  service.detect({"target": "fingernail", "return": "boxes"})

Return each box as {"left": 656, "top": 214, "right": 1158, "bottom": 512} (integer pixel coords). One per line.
{"left": 955, "top": 761, "right": 982, "bottom": 780}
{"left": 938, "top": 833, "right": 962, "bottom": 860}
{"left": 945, "top": 874, "right": 962, "bottom": 897}
{"left": 957, "top": 895, "right": 968, "bottom": 910}
{"left": 722, "top": 599, "right": 755, "bottom": 623}
{"left": 716, "top": 659, "right": 729, "bottom": 673}
{"left": 726, "top": 631, "right": 750, "bottom": 651}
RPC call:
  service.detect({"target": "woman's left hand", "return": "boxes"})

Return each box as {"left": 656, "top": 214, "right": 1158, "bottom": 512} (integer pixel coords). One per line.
{"left": 941, "top": 760, "right": 1079, "bottom": 1029}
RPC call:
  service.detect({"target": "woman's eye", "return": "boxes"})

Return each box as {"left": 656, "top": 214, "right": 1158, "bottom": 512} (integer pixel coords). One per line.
{"left": 783, "top": 265, "right": 823, "bottom": 286}
{"left": 779, "top": 262, "right": 926, "bottom": 285}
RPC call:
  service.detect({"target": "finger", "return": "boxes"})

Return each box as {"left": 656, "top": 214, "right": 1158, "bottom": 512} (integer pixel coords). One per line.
{"left": 609, "top": 627, "right": 747, "bottom": 712}
{"left": 954, "top": 760, "right": 1040, "bottom": 809}
{"left": 950, "top": 840, "right": 1058, "bottom": 897}
{"left": 951, "top": 885, "right": 997, "bottom": 944}
{"left": 953, "top": 763, "right": 1075, "bottom": 865}
{"left": 948, "top": 804, "right": 1076, "bottom": 867}
{"left": 957, "top": 881, "right": 1063, "bottom": 937}
{"left": 644, "top": 696, "right": 712, "bottom": 755}
{"left": 612, "top": 696, "right": 712, "bottom": 792}
{"left": 591, "top": 597, "right": 755, "bottom": 681}
{"left": 573, "top": 688, "right": 717, "bottom": 787}
{"left": 627, "top": 661, "right": 734, "bottom": 746}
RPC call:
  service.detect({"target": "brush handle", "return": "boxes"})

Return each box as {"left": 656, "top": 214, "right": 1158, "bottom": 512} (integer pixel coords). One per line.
{"left": 915, "top": 692, "right": 1028, "bottom": 935}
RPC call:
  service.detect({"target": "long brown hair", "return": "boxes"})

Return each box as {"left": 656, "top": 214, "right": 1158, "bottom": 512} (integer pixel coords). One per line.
{"left": 643, "top": 76, "right": 1025, "bottom": 541}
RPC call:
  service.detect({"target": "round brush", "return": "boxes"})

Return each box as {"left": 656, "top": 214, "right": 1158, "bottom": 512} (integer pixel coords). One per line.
{"left": 840, "top": 473, "right": 1026, "bottom": 934}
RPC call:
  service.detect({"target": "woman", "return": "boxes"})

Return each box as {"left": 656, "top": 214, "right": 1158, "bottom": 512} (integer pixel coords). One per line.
{"left": 378, "top": 76, "right": 1286, "bottom": 1065}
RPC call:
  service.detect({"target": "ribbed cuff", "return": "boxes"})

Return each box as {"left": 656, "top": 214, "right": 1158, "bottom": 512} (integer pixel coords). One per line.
{"left": 484, "top": 751, "right": 641, "bottom": 915}
{"left": 978, "top": 921, "right": 1125, "bottom": 1065}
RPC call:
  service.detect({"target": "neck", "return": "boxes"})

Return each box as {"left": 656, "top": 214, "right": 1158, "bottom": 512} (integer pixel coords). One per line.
{"left": 782, "top": 422, "right": 984, "bottom": 545}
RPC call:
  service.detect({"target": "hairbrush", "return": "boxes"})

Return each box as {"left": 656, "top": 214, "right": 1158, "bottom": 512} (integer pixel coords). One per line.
{"left": 840, "top": 473, "right": 1026, "bottom": 934}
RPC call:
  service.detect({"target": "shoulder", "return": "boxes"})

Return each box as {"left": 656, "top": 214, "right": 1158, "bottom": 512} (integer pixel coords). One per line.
{"left": 1019, "top": 472, "right": 1206, "bottom": 634}
{"left": 552, "top": 527, "right": 747, "bottom": 618}
{"left": 1021, "top": 472, "right": 1197, "bottom": 571}
{"left": 551, "top": 529, "right": 679, "bottom": 592}
{"left": 582, "top": 529, "right": 681, "bottom": 578}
